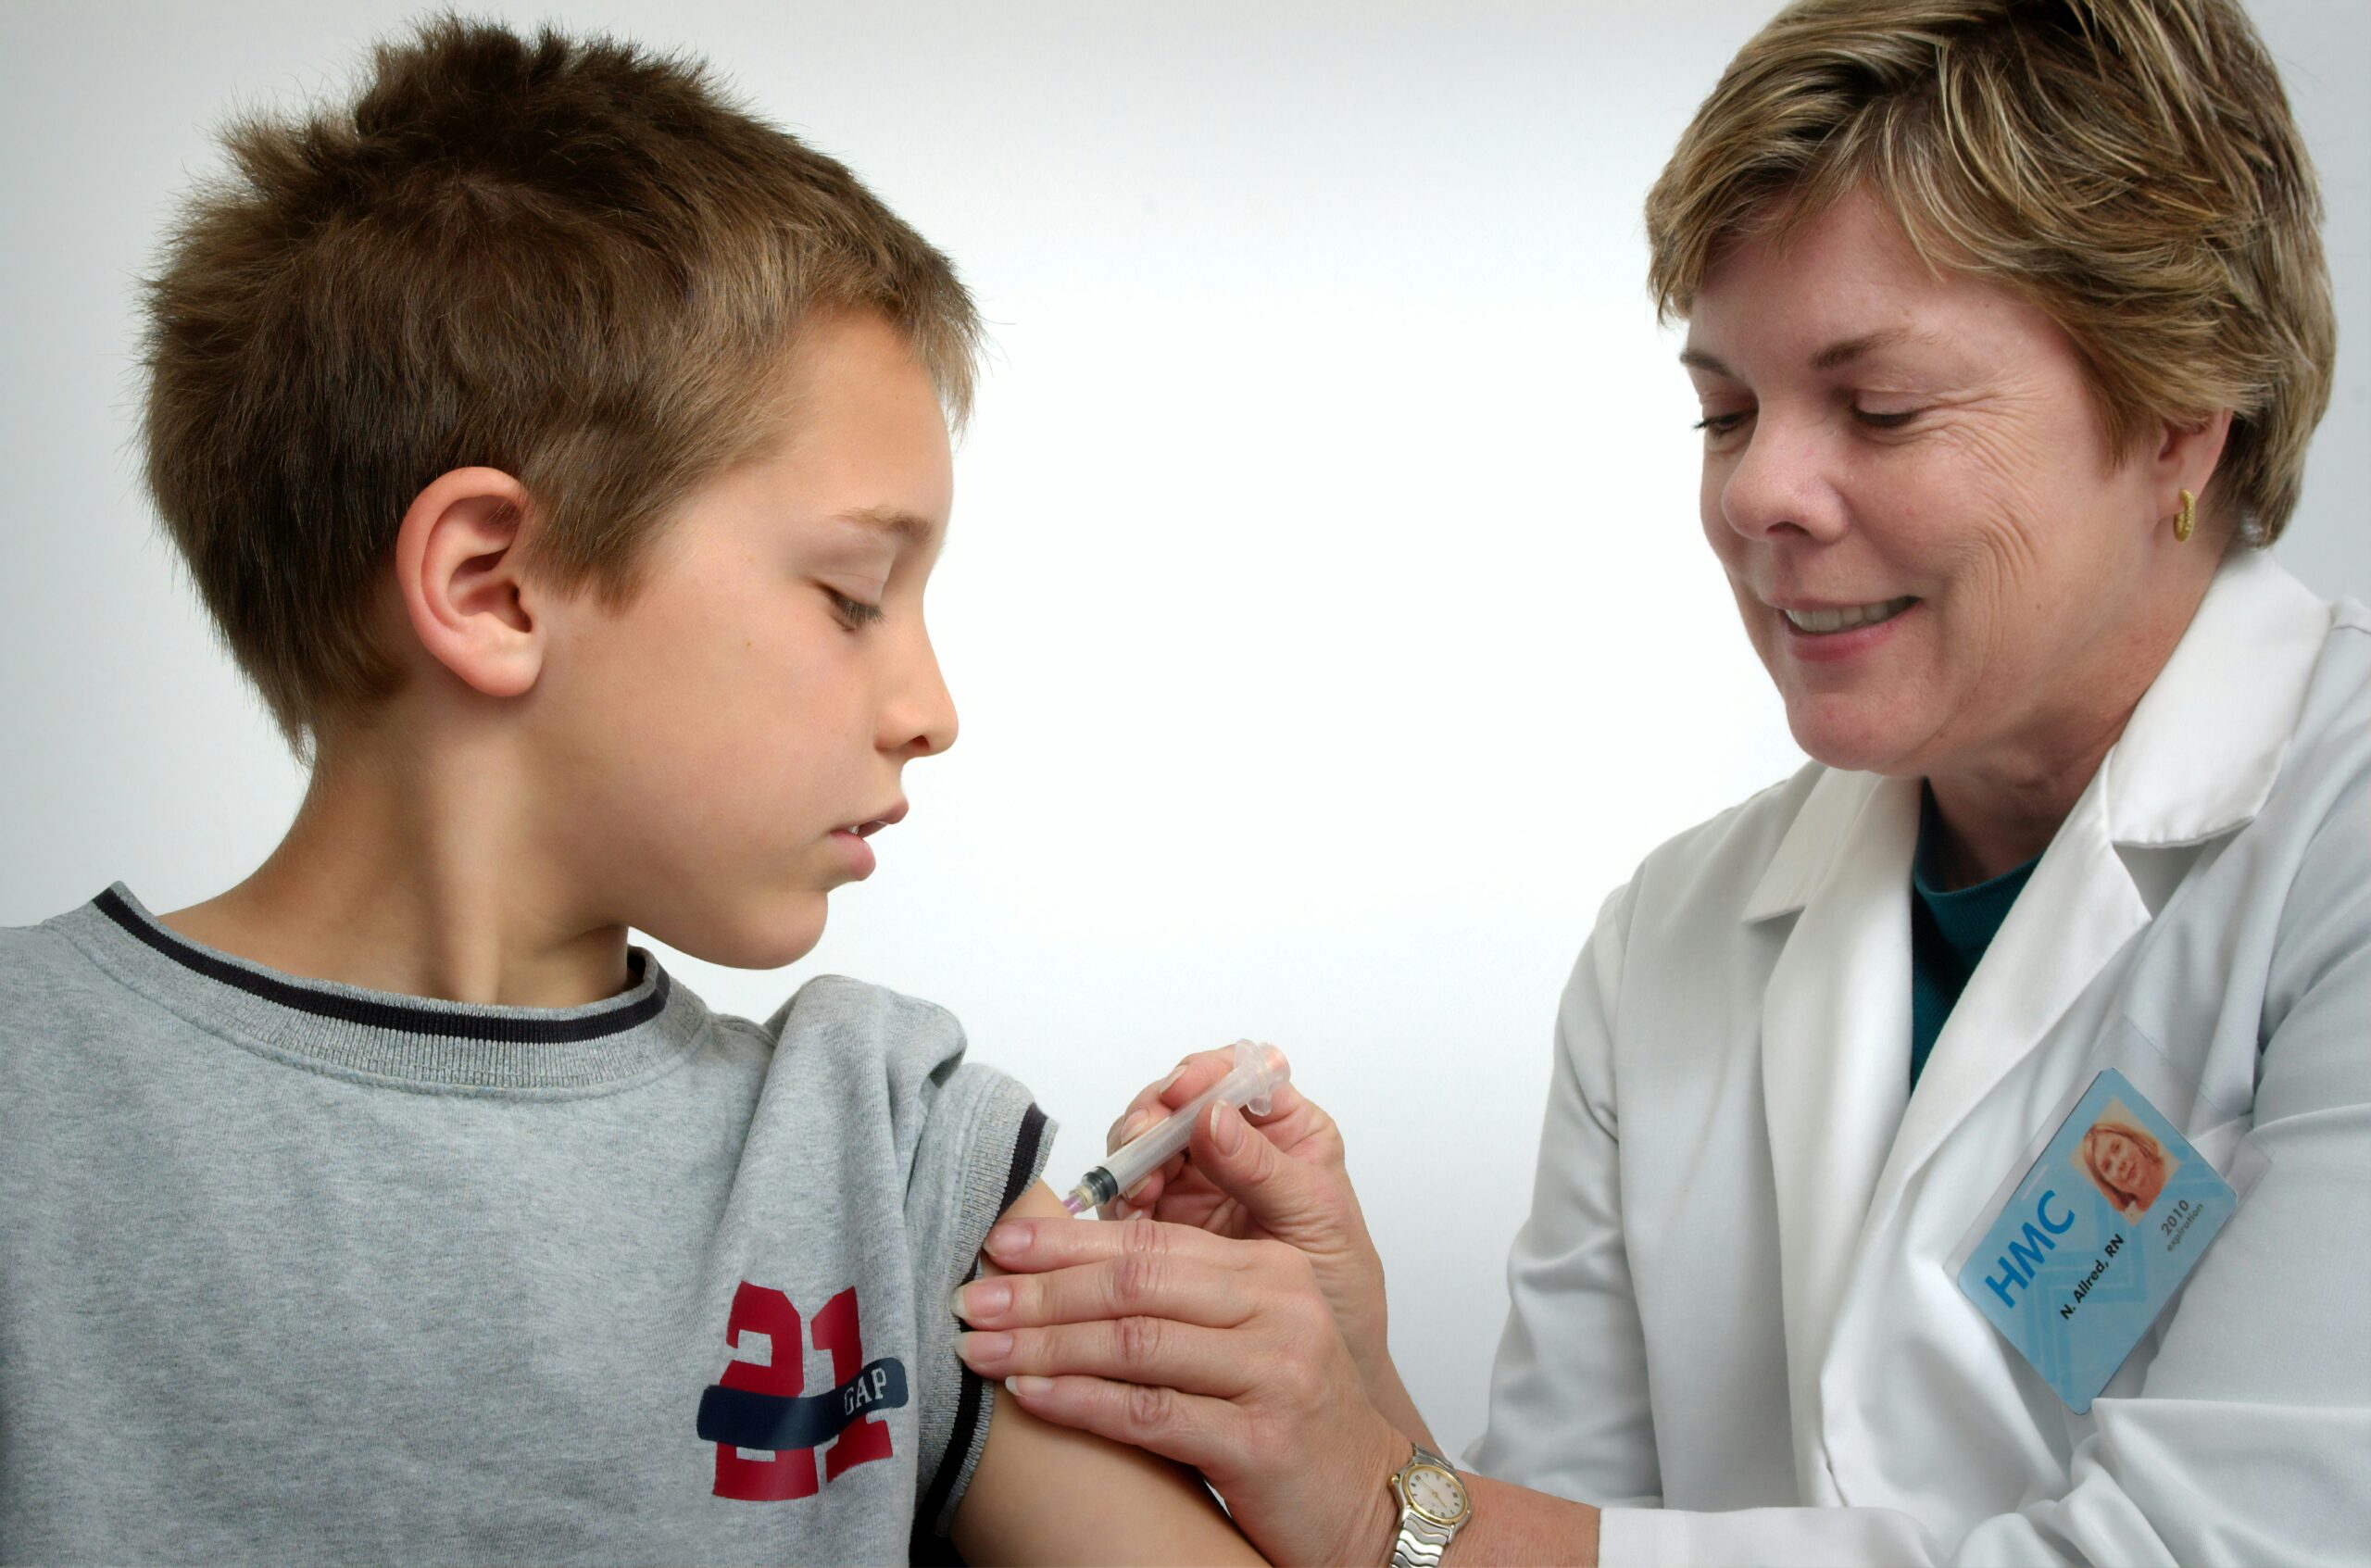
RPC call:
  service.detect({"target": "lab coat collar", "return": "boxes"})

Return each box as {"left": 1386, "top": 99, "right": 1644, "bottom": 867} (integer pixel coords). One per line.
{"left": 1743, "top": 768, "right": 1875, "bottom": 924}
{"left": 2100, "top": 548, "right": 2328, "bottom": 847}
{"left": 1740, "top": 549, "right": 2329, "bottom": 923}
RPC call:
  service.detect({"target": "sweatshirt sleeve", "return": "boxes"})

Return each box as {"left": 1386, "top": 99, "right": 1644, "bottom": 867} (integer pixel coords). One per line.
{"left": 901, "top": 1054, "right": 1052, "bottom": 1549}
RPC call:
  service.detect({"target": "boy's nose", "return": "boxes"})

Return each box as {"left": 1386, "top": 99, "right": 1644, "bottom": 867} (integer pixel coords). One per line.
{"left": 883, "top": 636, "right": 959, "bottom": 759}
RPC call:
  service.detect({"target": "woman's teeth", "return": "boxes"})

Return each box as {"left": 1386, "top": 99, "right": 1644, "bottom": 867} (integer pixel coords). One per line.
{"left": 1782, "top": 596, "right": 1916, "bottom": 634}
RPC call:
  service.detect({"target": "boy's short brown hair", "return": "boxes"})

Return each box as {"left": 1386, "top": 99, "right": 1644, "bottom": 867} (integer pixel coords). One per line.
{"left": 1644, "top": 0, "right": 2334, "bottom": 549}
{"left": 142, "top": 13, "right": 983, "bottom": 747}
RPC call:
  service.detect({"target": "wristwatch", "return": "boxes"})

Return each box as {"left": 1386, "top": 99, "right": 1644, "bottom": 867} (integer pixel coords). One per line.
{"left": 1386, "top": 1444, "right": 1472, "bottom": 1568}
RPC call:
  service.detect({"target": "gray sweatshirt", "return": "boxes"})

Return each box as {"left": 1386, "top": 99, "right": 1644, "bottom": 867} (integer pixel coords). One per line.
{"left": 0, "top": 885, "right": 1049, "bottom": 1566}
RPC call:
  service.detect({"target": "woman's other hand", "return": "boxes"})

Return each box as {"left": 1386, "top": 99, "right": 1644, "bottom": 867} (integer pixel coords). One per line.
{"left": 954, "top": 1206, "right": 1410, "bottom": 1568}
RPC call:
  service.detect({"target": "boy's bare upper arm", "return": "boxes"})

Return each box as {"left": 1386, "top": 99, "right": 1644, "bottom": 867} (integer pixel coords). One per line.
{"left": 947, "top": 1183, "right": 1268, "bottom": 1567}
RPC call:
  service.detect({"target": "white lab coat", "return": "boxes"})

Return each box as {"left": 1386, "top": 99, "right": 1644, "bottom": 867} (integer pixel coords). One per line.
{"left": 1469, "top": 551, "right": 2370, "bottom": 1566}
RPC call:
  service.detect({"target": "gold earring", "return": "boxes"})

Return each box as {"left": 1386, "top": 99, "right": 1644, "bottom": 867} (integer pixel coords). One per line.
{"left": 2174, "top": 488, "right": 2196, "bottom": 543}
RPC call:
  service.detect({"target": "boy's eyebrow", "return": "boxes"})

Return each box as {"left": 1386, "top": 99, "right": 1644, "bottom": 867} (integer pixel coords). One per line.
{"left": 834, "top": 506, "right": 941, "bottom": 546}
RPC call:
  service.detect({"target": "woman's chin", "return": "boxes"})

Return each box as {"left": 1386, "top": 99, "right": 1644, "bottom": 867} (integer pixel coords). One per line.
{"left": 1784, "top": 698, "right": 1932, "bottom": 778}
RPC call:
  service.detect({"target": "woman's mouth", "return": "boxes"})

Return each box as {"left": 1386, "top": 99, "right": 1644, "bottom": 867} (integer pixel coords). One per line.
{"left": 1766, "top": 594, "right": 1922, "bottom": 665}
{"left": 1779, "top": 596, "right": 1918, "bottom": 634}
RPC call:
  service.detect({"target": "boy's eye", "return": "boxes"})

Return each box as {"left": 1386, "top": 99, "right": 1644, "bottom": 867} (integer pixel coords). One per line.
{"left": 824, "top": 587, "right": 884, "bottom": 629}
{"left": 1694, "top": 410, "right": 1751, "bottom": 437}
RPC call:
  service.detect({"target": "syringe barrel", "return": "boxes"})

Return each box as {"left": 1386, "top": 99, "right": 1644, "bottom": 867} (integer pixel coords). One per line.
{"left": 1097, "top": 1039, "right": 1290, "bottom": 1199}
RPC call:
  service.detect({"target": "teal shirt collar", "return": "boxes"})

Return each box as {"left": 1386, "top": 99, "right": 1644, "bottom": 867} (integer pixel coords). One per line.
{"left": 1913, "top": 786, "right": 2039, "bottom": 972}
{"left": 1909, "top": 785, "right": 2040, "bottom": 1085}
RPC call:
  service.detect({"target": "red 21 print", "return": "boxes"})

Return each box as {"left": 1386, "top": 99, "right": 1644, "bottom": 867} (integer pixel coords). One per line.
{"left": 706, "top": 1282, "right": 904, "bottom": 1501}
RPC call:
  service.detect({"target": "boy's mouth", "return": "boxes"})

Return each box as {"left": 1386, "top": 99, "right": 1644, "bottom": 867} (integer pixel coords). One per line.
{"left": 835, "top": 801, "right": 909, "bottom": 839}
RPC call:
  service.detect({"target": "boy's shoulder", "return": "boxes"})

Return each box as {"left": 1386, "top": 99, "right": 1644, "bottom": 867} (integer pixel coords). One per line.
{"left": 0, "top": 894, "right": 142, "bottom": 1035}
{"left": 739, "top": 971, "right": 1038, "bottom": 1173}
{"left": 758, "top": 971, "right": 963, "bottom": 1046}
{"left": 0, "top": 893, "right": 992, "bottom": 1102}
{"left": 0, "top": 889, "right": 974, "bottom": 1085}
{"left": 751, "top": 972, "right": 964, "bottom": 1076}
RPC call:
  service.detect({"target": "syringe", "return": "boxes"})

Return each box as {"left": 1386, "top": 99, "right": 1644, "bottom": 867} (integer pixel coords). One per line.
{"left": 1061, "top": 1040, "right": 1290, "bottom": 1216}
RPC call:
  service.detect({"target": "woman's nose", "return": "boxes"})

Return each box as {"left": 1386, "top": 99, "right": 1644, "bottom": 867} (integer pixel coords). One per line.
{"left": 1719, "top": 413, "right": 1850, "bottom": 546}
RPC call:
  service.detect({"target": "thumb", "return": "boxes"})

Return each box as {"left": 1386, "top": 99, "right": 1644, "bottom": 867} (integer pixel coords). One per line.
{"left": 1190, "top": 1099, "right": 1347, "bottom": 1242}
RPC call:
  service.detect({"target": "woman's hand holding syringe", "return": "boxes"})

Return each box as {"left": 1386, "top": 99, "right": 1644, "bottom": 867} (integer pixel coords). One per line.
{"left": 1066, "top": 1043, "right": 1406, "bottom": 1424}
{"left": 1061, "top": 1041, "right": 1292, "bottom": 1216}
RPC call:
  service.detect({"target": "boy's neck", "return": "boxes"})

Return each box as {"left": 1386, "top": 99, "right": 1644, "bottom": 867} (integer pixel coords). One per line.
{"left": 159, "top": 729, "right": 633, "bottom": 1009}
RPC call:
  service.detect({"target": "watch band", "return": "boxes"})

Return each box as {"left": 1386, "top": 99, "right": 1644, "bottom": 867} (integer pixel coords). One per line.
{"left": 1387, "top": 1445, "right": 1468, "bottom": 1568}
{"left": 1389, "top": 1512, "right": 1457, "bottom": 1568}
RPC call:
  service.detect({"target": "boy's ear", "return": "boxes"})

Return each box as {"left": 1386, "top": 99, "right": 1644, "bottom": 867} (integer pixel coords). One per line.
{"left": 394, "top": 467, "right": 546, "bottom": 699}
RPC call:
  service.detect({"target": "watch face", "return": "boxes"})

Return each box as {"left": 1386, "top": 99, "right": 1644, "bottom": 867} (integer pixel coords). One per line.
{"left": 1404, "top": 1463, "right": 1469, "bottom": 1525}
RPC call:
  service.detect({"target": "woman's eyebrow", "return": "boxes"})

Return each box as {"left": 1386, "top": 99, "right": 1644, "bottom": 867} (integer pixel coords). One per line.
{"left": 1680, "top": 328, "right": 1946, "bottom": 377}
{"left": 1810, "top": 327, "right": 1938, "bottom": 370}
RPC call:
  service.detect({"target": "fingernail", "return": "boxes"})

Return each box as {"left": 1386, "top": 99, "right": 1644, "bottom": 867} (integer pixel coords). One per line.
{"left": 1158, "top": 1065, "right": 1187, "bottom": 1094}
{"left": 951, "top": 1278, "right": 1010, "bottom": 1321}
{"left": 1121, "top": 1110, "right": 1154, "bottom": 1143}
{"left": 1211, "top": 1098, "right": 1244, "bottom": 1154}
{"left": 983, "top": 1223, "right": 1026, "bottom": 1259}
{"left": 1005, "top": 1374, "right": 1053, "bottom": 1398}
{"left": 956, "top": 1331, "right": 1012, "bottom": 1364}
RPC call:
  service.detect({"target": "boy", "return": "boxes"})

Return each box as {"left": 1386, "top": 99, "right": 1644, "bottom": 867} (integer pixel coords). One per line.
{"left": 0, "top": 17, "right": 1257, "bottom": 1565}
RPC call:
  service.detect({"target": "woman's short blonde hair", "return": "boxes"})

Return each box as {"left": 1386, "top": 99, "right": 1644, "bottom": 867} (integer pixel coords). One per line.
{"left": 1645, "top": 0, "right": 2334, "bottom": 546}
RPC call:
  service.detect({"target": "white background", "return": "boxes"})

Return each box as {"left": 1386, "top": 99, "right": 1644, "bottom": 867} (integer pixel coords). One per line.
{"left": 4, "top": 0, "right": 2365, "bottom": 1460}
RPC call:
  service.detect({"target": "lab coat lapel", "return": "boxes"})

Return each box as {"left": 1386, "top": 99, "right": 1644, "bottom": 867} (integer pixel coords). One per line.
{"left": 1754, "top": 768, "right": 1919, "bottom": 1486}
{"left": 1866, "top": 769, "right": 2150, "bottom": 1220}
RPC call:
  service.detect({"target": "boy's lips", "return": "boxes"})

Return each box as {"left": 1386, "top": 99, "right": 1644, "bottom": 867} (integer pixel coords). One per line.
{"left": 827, "top": 801, "right": 906, "bottom": 877}
{"left": 836, "top": 800, "right": 908, "bottom": 838}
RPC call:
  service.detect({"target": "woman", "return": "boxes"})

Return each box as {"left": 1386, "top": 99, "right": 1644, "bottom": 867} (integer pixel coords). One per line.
{"left": 2079, "top": 1122, "right": 2170, "bottom": 1219}
{"left": 952, "top": 0, "right": 2367, "bottom": 1562}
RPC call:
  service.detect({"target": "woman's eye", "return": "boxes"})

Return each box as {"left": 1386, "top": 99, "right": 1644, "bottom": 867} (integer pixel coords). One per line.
{"left": 1694, "top": 410, "right": 1751, "bottom": 437}
{"left": 824, "top": 587, "right": 884, "bottom": 629}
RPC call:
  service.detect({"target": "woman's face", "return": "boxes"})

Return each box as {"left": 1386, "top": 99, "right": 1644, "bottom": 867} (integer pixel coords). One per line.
{"left": 1683, "top": 190, "right": 2191, "bottom": 778}
{"left": 2091, "top": 1128, "right": 2151, "bottom": 1197}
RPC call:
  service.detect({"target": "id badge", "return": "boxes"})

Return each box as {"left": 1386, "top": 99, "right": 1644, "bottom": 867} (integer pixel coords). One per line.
{"left": 1953, "top": 1067, "right": 2239, "bottom": 1412}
